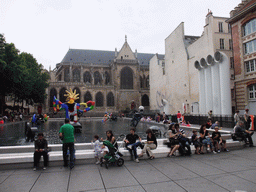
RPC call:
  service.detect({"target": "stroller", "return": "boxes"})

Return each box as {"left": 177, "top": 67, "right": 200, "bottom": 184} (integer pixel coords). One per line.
{"left": 100, "top": 134, "right": 125, "bottom": 169}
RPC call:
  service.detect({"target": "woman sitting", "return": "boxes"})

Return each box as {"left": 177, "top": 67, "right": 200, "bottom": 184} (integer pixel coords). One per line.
{"left": 139, "top": 129, "right": 157, "bottom": 159}
{"left": 167, "top": 124, "right": 180, "bottom": 157}
{"left": 101, "top": 130, "right": 117, "bottom": 156}
{"left": 199, "top": 124, "right": 215, "bottom": 153}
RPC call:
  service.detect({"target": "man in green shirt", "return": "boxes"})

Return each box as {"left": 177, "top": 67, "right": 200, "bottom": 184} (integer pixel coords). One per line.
{"left": 59, "top": 118, "right": 75, "bottom": 169}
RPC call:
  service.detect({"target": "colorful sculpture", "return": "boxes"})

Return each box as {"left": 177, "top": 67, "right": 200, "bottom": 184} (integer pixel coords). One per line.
{"left": 53, "top": 88, "right": 95, "bottom": 123}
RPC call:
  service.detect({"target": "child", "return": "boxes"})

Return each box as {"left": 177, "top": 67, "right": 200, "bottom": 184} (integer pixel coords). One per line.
{"left": 212, "top": 126, "right": 229, "bottom": 152}
{"left": 91, "top": 135, "right": 102, "bottom": 164}
{"left": 191, "top": 130, "right": 204, "bottom": 154}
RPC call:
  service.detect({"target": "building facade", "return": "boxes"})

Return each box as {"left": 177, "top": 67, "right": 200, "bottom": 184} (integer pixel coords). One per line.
{"left": 227, "top": 0, "right": 256, "bottom": 114}
{"left": 47, "top": 38, "right": 161, "bottom": 114}
{"left": 150, "top": 12, "right": 234, "bottom": 115}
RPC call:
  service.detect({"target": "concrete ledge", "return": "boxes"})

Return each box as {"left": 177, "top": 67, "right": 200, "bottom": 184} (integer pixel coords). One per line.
{"left": 0, "top": 138, "right": 246, "bottom": 170}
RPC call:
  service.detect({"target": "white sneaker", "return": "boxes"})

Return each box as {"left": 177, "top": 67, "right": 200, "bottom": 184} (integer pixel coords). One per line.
{"left": 127, "top": 145, "right": 132, "bottom": 149}
{"left": 33, "top": 167, "right": 36, "bottom": 171}
{"left": 217, "top": 150, "right": 221, "bottom": 153}
{"left": 43, "top": 167, "right": 46, "bottom": 170}
{"left": 207, "top": 147, "right": 210, "bottom": 152}
{"left": 212, "top": 151, "right": 217, "bottom": 154}
{"left": 95, "top": 161, "right": 100, "bottom": 165}
{"left": 135, "top": 158, "right": 139, "bottom": 163}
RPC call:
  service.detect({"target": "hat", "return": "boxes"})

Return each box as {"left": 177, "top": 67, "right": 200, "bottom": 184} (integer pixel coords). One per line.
{"left": 245, "top": 109, "right": 249, "bottom": 111}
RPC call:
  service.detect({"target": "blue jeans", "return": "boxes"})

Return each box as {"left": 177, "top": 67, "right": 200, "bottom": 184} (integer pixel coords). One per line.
{"left": 202, "top": 138, "right": 213, "bottom": 148}
{"left": 63, "top": 142, "right": 74, "bottom": 167}
{"left": 127, "top": 142, "right": 143, "bottom": 159}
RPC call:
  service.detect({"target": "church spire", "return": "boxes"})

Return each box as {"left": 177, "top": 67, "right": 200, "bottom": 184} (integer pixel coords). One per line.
{"left": 125, "top": 35, "right": 127, "bottom": 42}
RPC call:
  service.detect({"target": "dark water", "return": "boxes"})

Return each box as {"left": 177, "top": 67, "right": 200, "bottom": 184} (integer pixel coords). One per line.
{"left": 0, "top": 119, "right": 168, "bottom": 146}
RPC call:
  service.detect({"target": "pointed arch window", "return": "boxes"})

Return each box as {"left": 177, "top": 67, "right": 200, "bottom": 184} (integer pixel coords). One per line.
{"left": 59, "top": 87, "right": 67, "bottom": 103}
{"left": 64, "top": 68, "right": 70, "bottom": 82}
{"left": 96, "top": 92, "right": 104, "bottom": 106}
{"left": 94, "top": 71, "right": 102, "bottom": 85}
{"left": 105, "top": 71, "right": 111, "bottom": 85}
{"left": 49, "top": 88, "right": 57, "bottom": 107}
{"left": 120, "top": 67, "right": 133, "bottom": 89}
{"left": 83, "top": 71, "right": 91, "bottom": 83}
{"left": 84, "top": 91, "right": 92, "bottom": 102}
{"left": 141, "top": 94, "right": 149, "bottom": 106}
{"left": 73, "top": 68, "right": 80, "bottom": 82}
{"left": 107, "top": 92, "right": 114, "bottom": 106}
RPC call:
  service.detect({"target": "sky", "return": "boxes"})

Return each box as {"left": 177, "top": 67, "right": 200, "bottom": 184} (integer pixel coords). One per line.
{"left": 0, "top": 0, "right": 242, "bottom": 70}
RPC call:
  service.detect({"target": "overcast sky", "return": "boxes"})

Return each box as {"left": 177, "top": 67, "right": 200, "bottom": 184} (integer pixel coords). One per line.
{"left": 1, "top": 0, "right": 242, "bottom": 70}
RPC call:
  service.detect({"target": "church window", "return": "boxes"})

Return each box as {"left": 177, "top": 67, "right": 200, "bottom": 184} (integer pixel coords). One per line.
{"left": 96, "top": 92, "right": 104, "bottom": 107}
{"left": 94, "top": 71, "right": 102, "bottom": 85}
{"left": 120, "top": 67, "right": 133, "bottom": 89}
{"left": 84, "top": 91, "right": 92, "bottom": 102}
{"left": 141, "top": 94, "right": 149, "bottom": 106}
{"left": 64, "top": 68, "right": 70, "bottom": 82}
{"left": 105, "top": 71, "right": 110, "bottom": 85}
{"left": 73, "top": 68, "right": 80, "bottom": 82}
{"left": 59, "top": 87, "right": 67, "bottom": 103}
{"left": 107, "top": 92, "right": 114, "bottom": 106}
{"left": 49, "top": 88, "right": 57, "bottom": 107}
{"left": 83, "top": 71, "right": 91, "bottom": 83}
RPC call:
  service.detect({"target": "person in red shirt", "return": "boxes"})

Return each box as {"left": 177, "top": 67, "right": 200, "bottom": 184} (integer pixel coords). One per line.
{"left": 0, "top": 118, "right": 4, "bottom": 124}
{"left": 177, "top": 111, "right": 182, "bottom": 123}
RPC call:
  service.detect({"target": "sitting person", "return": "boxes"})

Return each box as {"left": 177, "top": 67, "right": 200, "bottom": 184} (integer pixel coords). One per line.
{"left": 206, "top": 119, "right": 212, "bottom": 129}
{"left": 210, "top": 121, "right": 219, "bottom": 129}
{"left": 212, "top": 126, "right": 229, "bottom": 152}
{"left": 234, "top": 121, "right": 254, "bottom": 147}
{"left": 167, "top": 124, "right": 180, "bottom": 157}
{"left": 191, "top": 129, "right": 203, "bottom": 154}
{"left": 199, "top": 124, "right": 216, "bottom": 154}
{"left": 175, "top": 124, "right": 191, "bottom": 156}
{"left": 33, "top": 133, "right": 48, "bottom": 171}
{"left": 124, "top": 128, "right": 143, "bottom": 163}
{"left": 139, "top": 129, "right": 157, "bottom": 159}
{"left": 101, "top": 130, "right": 117, "bottom": 157}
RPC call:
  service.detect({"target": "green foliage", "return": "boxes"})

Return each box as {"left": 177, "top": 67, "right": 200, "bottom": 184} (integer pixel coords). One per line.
{"left": 0, "top": 33, "right": 50, "bottom": 113}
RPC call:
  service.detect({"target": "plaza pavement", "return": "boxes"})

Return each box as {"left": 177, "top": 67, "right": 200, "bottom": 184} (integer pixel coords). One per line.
{"left": 1, "top": 129, "right": 256, "bottom": 192}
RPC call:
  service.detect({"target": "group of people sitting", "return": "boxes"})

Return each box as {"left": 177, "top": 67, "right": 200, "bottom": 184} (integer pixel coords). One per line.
{"left": 166, "top": 123, "right": 229, "bottom": 157}
{"left": 92, "top": 128, "right": 157, "bottom": 164}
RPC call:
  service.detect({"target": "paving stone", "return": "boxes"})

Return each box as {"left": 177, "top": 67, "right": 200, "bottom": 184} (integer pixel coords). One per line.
{"left": 125, "top": 164, "right": 170, "bottom": 184}
{"left": 0, "top": 175, "right": 9, "bottom": 184}
{"left": 30, "top": 171, "right": 69, "bottom": 192}
{"left": 0, "top": 173, "right": 38, "bottom": 192}
{"left": 232, "top": 169, "right": 256, "bottom": 184}
{"left": 68, "top": 168, "right": 104, "bottom": 192}
{"left": 151, "top": 162, "right": 199, "bottom": 180}
{"left": 142, "top": 181, "right": 186, "bottom": 192}
{"left": 174, "top": 159, "right": 226, "bottom": 177}
{"left": 0, "top": 170, "right": 15, "bottom": 176}
{"left": 175, "top": 177, "right": 229, "bottom": 192}
{"left": 107, "top": 185, "right": 144, "bottom": 192}
{"left": 207, "top": 174, "right": 256, "bottom": 192}
{"left": 99, "top": 166, "right": 139, "bottom": 189}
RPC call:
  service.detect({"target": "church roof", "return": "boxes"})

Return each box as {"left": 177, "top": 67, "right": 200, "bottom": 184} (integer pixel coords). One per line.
{"left": 61, "top": 49, "right": 163, "bottom": 66}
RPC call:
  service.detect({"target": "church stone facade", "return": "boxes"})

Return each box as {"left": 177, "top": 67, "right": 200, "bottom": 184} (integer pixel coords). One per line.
{"left": 47, "top": 39, "right": 160, "bottom": 114}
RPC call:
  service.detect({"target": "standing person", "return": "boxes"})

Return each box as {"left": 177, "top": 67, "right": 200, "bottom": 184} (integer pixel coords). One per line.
{"left": 59, "top": 118, "right": 75, "bottom": 169}
{"left": 208, "top": 110, "right": 213, "bottom": 119}
{"left": 139, "top": 129, "right": 157, "bottom": 160}
{"left": 124, "top": 128, "right": 143, "bottom": 163}
{"left": 33, "top": 133, "right": 48, "bottom": 171}
{"left": 177, "top": 111, "right": 182, "bottom": 124}
{"left": 19, "top": 113, "right": 23, "bottom": 121}
{"left": 244, "top": 109, "right": 251, "bottom": 130}
{"left": 234, "top": 110, "right": 240, "bottom": 125}
{"left": 91, "top": 135, "right": 102, "bottom": 164}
